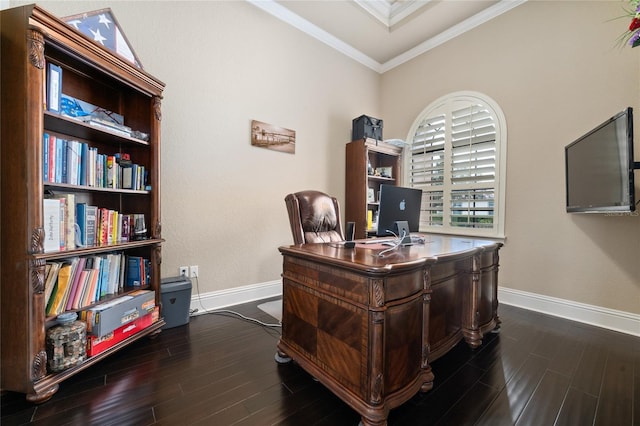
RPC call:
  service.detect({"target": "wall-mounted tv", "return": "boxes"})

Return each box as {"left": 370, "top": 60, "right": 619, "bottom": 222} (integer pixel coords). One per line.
{"left": 565, "top": 107, "right": 638, "bottom": 213}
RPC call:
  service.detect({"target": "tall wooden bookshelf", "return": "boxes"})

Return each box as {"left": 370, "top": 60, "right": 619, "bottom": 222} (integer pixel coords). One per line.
{"left": 1, "top": 5, "right": 165, "bottom": 402}
{"left": 345, "top": 138, "right": 403, "bottom": 239}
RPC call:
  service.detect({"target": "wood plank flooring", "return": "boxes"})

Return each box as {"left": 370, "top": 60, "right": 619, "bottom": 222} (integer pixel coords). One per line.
{"left": 2, "top": 299, "right": 638, "bottom": 425}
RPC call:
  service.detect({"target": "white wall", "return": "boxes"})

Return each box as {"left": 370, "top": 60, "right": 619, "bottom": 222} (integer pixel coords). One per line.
{"left": 381, "top": 1, "right": 640, "bottom": 314}
{"left": 9, "top": 1, "right": 638, "bottom": 317}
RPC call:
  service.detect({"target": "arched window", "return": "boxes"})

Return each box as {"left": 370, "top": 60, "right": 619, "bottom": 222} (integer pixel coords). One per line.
{"left": 406, "top": 92, "right": 507, "bottom": 238}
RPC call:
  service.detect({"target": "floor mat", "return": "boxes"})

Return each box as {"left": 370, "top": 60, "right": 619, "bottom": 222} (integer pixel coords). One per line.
{"left": 257, "top": 299, "right": 282, "bottom": 322}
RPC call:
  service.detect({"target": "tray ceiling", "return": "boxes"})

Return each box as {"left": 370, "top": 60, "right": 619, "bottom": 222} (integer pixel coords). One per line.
{"left": 250, "top": 0, "right": 526, "bottom": 73}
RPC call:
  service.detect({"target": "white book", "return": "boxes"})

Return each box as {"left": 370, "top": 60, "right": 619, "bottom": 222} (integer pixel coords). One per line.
{"left": 43, "top": 198, "right": 61, "bottom": 253}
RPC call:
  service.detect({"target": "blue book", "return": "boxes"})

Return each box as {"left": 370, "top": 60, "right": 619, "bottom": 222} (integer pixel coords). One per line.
{"left": 98, "top": 254, "right": 110, "bottom": 298}
{"left": 126, "top": 256, "right": 142, "bottom": 287}
{"left": 43, "top": 133, "right": 49, "bottom": 182}
{"left": 76, "top": 203, "right": 87, "bottom": 246}
{"left": 80, "top": 142, "right": 88, "bottom": 186}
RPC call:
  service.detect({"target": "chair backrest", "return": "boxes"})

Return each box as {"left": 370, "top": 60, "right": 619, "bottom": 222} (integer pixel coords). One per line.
{"left": 285, "top": 190, "right": 345, "bottom": 244}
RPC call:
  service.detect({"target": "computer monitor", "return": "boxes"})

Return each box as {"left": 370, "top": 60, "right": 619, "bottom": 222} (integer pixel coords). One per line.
{"left": 376, "top": 185, "right": 422, "bottom": 238}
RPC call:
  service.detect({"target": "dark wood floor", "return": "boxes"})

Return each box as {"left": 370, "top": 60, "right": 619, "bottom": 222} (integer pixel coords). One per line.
{"left": 2, "top": 298, "right": 639, "bottom": 426}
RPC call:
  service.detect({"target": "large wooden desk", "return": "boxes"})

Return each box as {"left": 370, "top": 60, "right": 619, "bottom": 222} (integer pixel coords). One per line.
{"left": 277, "top": 235, "right": 502, "bottom": 426}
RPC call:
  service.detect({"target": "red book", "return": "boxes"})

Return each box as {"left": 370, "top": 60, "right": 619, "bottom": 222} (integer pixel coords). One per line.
{"left": 98, "top": 208, "right": 109, "bottom": 245}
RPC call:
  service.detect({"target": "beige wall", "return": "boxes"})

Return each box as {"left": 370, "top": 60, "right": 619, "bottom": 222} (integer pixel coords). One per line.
{"left": 9, "top": 1, "right": 639, "bottom": 314}
{"left": 382, "top": 1, "right": 640, "bottom": 314}
{"left": 21, "top": 1, "right": 380, "bottom": 292}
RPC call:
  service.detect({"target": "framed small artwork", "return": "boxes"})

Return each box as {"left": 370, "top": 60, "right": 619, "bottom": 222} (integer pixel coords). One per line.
{"left": 63, "top": 8, "right": 143, "bottom": 69}
{"left": 376, "top": 166, "right": 392, "bottom": 178}
{"left": 251, "top": 120, "right": 296, "bottom": 154}
{"left": 367, "top": 188, "right": 375, "bottom": 203}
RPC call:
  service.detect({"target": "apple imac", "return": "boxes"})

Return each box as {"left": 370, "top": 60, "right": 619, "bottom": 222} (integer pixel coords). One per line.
{"left": 376, "top": 185, "right": 422, "bottom": 238}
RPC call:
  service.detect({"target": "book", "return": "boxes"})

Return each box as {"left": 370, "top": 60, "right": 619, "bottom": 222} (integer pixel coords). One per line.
{"left": 126, "top": 256, "right": 142, "bottom": 287}
{"left": 74, "top": 269, "right": 91, "bottom": 309}
{"left": 43, "top": 198, "right": 61, "bottom": 253}
{"left": 86, "top": 205, "right": 98, "bottom": 247}
{"left": 49, "top": 134, "right": 56, "bottom": 183}
{"left": 65, "top": 257, "right": 86, "bottom": 310}
{"left": 87, "top": 119, "right": 131, "bottom": 137}
{"left": 120, "top": 214, "right": 130, "bottom": 242}
{"left": 43, "top": 262, "right": 61, "bottom": 307}
{"left": 79, "top": 142, "right": 88, "bottom": 186}
{"left": 52, "top": 193, "right": 75, "bottom": 250}
{"left": 88, "top": 256, "right": 102, "bottom": 303}
{"left": 46, "top": 259, "right": 74, "bottom": 316}
{"left": 60, "top": 258, "right": 80, "bottom": 313}
{"left": 54, "top": 135, "right": 62, "bottom": 183}
{"left": 82, "top": 269, "right": 100, "bottom": 307}
{"left": 65, "top": 140, "right": 74, "bottom": 184}
{"left": 76, "top": 203, "right": 87, "bottom": 247}
{"left": 46, "top": 62, "right": 62, "bottom": 113}
{"left": 118, "top": 253, "right": 126, "bottom": 292}
{"left": 57, "top": 196, "right": 66, "bottom": 250}
{"left": 98, "top": 208, "right": 109, "bottom": 245}
{"left": 98, "top": 254, "right": 110, "bottom": 298}
{"left": 121, "top": 165, "right": 133, "bottom": 189}
{"left": 107, "top": 156, "right": 117, "bottom": 188}
{"left": 107, "top": 253, "right": 121, "bottom": 295}
{"left": 43, "top": 133, "right": 49, "bottom": 182}
{"left": 110, "top": 210, "right": 118, "bottom": 244}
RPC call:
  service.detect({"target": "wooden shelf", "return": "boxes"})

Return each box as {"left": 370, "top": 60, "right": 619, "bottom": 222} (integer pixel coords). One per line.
{"left": 1, "top": 4, "right": 165, "bottom": 403}
{"left": 345, "top": 138, "right": 403, "bottom": 239}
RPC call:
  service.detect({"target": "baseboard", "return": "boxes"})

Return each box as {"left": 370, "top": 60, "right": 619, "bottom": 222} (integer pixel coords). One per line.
{"left": 499, "top": 287, "right": 640, "bottom": 337}
{"left": 189, "top": 279, "right": 282, "bottom": 315}
{"left": 188, "top": 281, "right": 639, "bottom": 337}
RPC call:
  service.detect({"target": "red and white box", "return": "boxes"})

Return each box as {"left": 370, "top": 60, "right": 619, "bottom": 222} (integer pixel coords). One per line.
{"left": 87, "top": 307, "right": 158, "bottom": 356}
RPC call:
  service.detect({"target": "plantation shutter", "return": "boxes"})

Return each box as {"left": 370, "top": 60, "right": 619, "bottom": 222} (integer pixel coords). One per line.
{"left": 407, "top": 93, "right": 506, "bottom": 237}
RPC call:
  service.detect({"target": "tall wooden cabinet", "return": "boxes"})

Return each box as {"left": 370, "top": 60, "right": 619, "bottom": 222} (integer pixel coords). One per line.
{"left": 1, "top": 5, "right": 165, "bottom": 402}
{"left": 345, "top": 138, "right": 403, "bottom": 239}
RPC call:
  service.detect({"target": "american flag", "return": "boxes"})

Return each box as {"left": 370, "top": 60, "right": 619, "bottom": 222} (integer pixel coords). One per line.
{"left": 65, "top": 10, "right": 141, "bottom": 68}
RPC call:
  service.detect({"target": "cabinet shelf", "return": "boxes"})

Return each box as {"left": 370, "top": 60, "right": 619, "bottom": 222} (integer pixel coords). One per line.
{"left": 368, "top": 175, "right": 395, "bottom": 182}
{"left": 35, "top": 238, "right": 164, "bottom": 261}
{"left": 44, "top": 112, "right": 150, "bottom": 147}
{"left": 30, "top": 319, "right": 165, "bottom": 403}
{"left": 1, "top": 4, "right": 165, "bottom": 403}
{"left": 345, "top": 138, "right": 403, "bottom": 239}
{"left": 44, "top": 182, "right": 150, "bottom": 195}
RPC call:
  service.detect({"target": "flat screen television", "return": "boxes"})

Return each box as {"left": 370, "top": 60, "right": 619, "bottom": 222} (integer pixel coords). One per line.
{"left": 376, "top": 185, "right": 422, "bottom": 237}
{"left": 565, "top": 107, "right": 638, "bottom": 213}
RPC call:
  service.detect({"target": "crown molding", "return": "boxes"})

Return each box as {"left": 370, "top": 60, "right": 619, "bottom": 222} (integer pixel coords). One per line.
{"left": 247, "top": 0, "right": 527, "bottom": 74}
{"left": 247, "top": 0, "right": 382, "bottom": 72}
{"left": 381, "top": 0, "right": 527, "bottom": 73}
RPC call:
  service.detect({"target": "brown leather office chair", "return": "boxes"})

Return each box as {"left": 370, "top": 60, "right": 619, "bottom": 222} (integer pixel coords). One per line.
{"left": 285, "top": 190, "right": 345, "bottom": 244}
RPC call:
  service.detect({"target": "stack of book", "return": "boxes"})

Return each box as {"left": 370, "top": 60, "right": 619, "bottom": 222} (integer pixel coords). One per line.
{"left": 43, "top": 132, "right": 148, "bottom": 190}
{"left": 44, "top": 253, "right": 151, "bottom": 317}
{"left": 43, "top": 193, "right": 146, "bottom": 252}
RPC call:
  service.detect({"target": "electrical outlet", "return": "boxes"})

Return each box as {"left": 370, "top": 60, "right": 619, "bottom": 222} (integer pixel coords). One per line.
{"left": 179, "top": 266, "right": 188, "bottom": 277}
{"left": 189, "top": 265, "right": 198, "bottom": 278}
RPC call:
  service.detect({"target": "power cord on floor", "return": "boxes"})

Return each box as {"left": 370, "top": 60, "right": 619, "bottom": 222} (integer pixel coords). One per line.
{"left": 188, "top": 274, "right": 282, "bottom": 329}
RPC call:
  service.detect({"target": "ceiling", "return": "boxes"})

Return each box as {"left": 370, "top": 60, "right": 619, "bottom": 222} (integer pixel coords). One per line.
{"left": 249, "top": 0, "right": 526, "bottom": 73}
